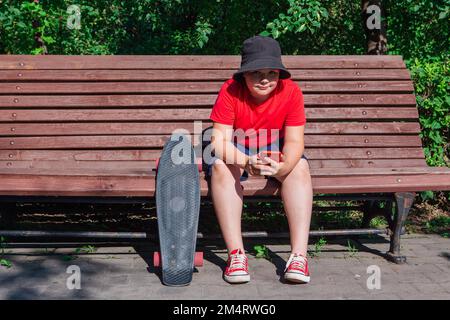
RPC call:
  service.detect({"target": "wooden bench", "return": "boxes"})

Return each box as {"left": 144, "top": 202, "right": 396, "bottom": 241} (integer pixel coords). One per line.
{"left": 0, "top": 55, "right": 449, "bottom": 263}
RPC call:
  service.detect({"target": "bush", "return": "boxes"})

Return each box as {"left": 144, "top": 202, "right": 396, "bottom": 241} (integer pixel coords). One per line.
{"left": 409, "top": 58, "right": 450, "bottom": 167}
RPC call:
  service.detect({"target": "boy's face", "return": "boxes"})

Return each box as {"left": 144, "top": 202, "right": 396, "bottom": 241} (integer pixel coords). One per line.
{"left": 243, "top": 69, "right": 280, "bottom": 101}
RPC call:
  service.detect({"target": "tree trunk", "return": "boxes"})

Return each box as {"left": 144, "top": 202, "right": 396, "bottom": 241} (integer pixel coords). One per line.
{"left": 33, "top": 0, "right": 48, "bottom": 54}
{"left": 361, "top": 0, "right": 387, "bottom": 55}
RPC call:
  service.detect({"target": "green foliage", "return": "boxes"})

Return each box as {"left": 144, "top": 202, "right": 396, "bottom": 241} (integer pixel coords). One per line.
{"left": 424, "top": 215, "right": 450, "bottom": 236}
{"left": 253, "top": 244, "right": 270, "bottom": 260}
{"left": 309, "top": 236, "right": 326, "bottom": 258}
{"left": 386, "top": 0, "right": 449, "bottom": 61}
{"left": 0, "top": 0, "right": 57, "bottom": 54}
{"left": 420, "top": 190, "right": 435, "bottom": 202}
{"left": 409, "top": 58, "right": 450, "bottom": 167}
{"left": 346, "top": 239, "right": 358, "bottom": 257}
{"left": 75, "top": 245, "right": 97, "bottom": 254}
{"left": 0, "top": 258, "right": 12, "bottom": 268}
{"left": 0, "top": 236, "right": 12, "bottom": 269}
{"left": 369, "top": 216, "right": 388, "bottom": 229}
{"left": 261, "top": 0, "right": 329, "bottom": 38}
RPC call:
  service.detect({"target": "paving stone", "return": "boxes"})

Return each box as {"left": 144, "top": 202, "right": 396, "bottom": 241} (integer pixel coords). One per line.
{"left": 1, "top": 233, "right": 449, "bottom": 299}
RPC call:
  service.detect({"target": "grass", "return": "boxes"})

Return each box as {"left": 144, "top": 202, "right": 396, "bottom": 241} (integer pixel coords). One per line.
{"left": 61, "top": 245, "right": 97, "bottom": 262}
{"left": 309, "top": 236, "right": 327, "bottom": 258}
{"left": 74, "top": 245, "right": 97, "bottom": 254}
{"left": 369, "top": 216, "right": 388, "bottom": 229}
{"left": 424, "top": 216, "right": 450, "bottom": 235}
{"left": 0, "top": 236, "right": 12, "bottom": 269}
{"left": 253, "top": 245, "right": 271, "bottom": 260}
{"left": 408, "top": 196, "right": 450, "bottom": 237}
{"left": 346, "top": 239, "right": 359, "bottom": 258}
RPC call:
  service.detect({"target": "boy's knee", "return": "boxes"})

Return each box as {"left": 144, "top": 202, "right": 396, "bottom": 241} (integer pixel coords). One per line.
{"left": 277, "top": 158, "right": 310, "bottom": 183}
{"left": 212, "top": 160, "right": 241, "bottom": 180}
{"left": 289, "top": 160, "right": 311, "bottom": 181}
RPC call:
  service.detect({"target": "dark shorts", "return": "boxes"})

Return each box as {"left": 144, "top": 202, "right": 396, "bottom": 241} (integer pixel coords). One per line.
{"left": 205, "top": 138, "right": 309, "bottom": 180}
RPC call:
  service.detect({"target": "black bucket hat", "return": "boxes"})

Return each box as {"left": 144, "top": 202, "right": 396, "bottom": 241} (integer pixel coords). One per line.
{"left": 233, "top": 35, "right": 291, "bottom": 81}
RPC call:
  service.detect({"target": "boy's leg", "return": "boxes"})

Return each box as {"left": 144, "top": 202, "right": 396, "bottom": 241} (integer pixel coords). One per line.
{"left": 210, "top": 159, "right": 246, "bottom": 253}
{"left": 274, "top": 157, "right": 313, "bottom": 256}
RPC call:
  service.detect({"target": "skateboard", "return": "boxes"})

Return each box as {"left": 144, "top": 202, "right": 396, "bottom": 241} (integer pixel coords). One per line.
{"left": 154, "top": 133, "right": 202, "bottom": 286}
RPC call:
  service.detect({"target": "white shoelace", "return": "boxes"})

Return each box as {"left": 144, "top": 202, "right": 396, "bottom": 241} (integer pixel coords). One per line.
{"left": 285, "top": 254, "right": 306, "bottom": 272}
{"left": 229, "top": 253, "right": 247, "bottom": 271}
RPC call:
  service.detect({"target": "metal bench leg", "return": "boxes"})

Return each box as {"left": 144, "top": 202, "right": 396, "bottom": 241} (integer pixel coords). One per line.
{"left": 386, "top": 192, "right": 416, "bottom": 264}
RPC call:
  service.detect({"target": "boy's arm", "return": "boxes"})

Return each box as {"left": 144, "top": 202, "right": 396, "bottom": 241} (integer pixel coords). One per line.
{"left": 277, "top": 125, "right": 305, "bottom": 177}
{"left": 210, "top": 122, "right": 249, "bottom": 169}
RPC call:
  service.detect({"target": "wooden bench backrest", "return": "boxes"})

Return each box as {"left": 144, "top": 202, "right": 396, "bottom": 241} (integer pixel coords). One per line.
{"left": 0, "top": 55, "right": 425, "bottom": 170}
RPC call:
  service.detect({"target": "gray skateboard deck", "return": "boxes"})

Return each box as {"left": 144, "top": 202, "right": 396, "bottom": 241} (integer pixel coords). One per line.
{"left": 156, "top": 133, "right": 200, "bottom": 286}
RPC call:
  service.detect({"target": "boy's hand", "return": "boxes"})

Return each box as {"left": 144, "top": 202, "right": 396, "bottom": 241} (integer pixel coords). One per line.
{"left": 257, "top": 156, "right": 284, "bottom": 177}
{"left": 245, "top": 155, "right": 264, "bottom": 176}
{"left": 245, "top": 154, "right": 284, "bottom": 177}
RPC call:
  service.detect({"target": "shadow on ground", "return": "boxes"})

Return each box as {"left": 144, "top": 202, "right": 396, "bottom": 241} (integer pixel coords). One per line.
{"left": 0, "top": 252, "right": 128, "bottom": 299}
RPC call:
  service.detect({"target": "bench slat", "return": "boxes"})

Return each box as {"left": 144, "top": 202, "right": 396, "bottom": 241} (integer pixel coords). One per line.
{"left": 0, "top": 55, "right": 406, "bottom": 70}
{"left": 0, "top": 122, "right": 421, "bottom": 136}
{"left": 0, "top": 158, "right": 428, "bottom": 170}
{"left": 0, "top": 81, "right": 414, "bottom": 94}
{"left": 0, "top": 169, "right": 448, "bottom": 196}
{"left": 0, "top": 148, "right": 426, "bottom": 161}
{"left": 0, "top": 165, "right": 448, "bottom": 178}
{"left": 0, "top": 108, "right": 420, "bottom": 122}
{"left": 0, "top": 135, "right": 423, "bottom": 149}
{"left": 0, "top": 69, "right": 412, "bottom": 81}
{"left": 0, "top": 94, "right": 417, "bottom": 107}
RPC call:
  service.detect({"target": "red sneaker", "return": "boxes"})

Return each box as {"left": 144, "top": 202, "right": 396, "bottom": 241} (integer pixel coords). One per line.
{"left": 224, "top": 249, "right": 250, "bottom": 284}
{"left": 284, "top": 253, "right": 310, "bottom": 283}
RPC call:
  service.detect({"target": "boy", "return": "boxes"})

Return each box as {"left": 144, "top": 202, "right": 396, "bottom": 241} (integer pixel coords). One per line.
{"left": 207, "top": 36, "right": 313, "bottom": 284}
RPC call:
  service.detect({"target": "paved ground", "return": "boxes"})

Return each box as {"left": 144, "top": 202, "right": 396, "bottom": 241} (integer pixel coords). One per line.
{"left": 0, "top": 233, "right": 448, "bottom": 300}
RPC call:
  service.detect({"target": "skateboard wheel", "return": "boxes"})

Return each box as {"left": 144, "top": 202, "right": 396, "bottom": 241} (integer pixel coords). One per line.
{"left": 194, "top": 251, "right": 203, "bottom": 267}
{"left": 153, "top": 251, "right": 161, "bottom": 267}
{"left": 153, "top": 251, "right": 203, "bottom": 268}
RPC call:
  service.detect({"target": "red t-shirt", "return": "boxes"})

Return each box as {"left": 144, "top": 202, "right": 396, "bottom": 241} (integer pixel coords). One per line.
{"left": 209, "top": 78, "right": 306, "bottom": 148}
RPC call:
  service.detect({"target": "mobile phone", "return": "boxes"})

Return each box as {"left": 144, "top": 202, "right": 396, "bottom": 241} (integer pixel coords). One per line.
{"left": 258, "top": 150, "right": 283, "bottom": 163}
